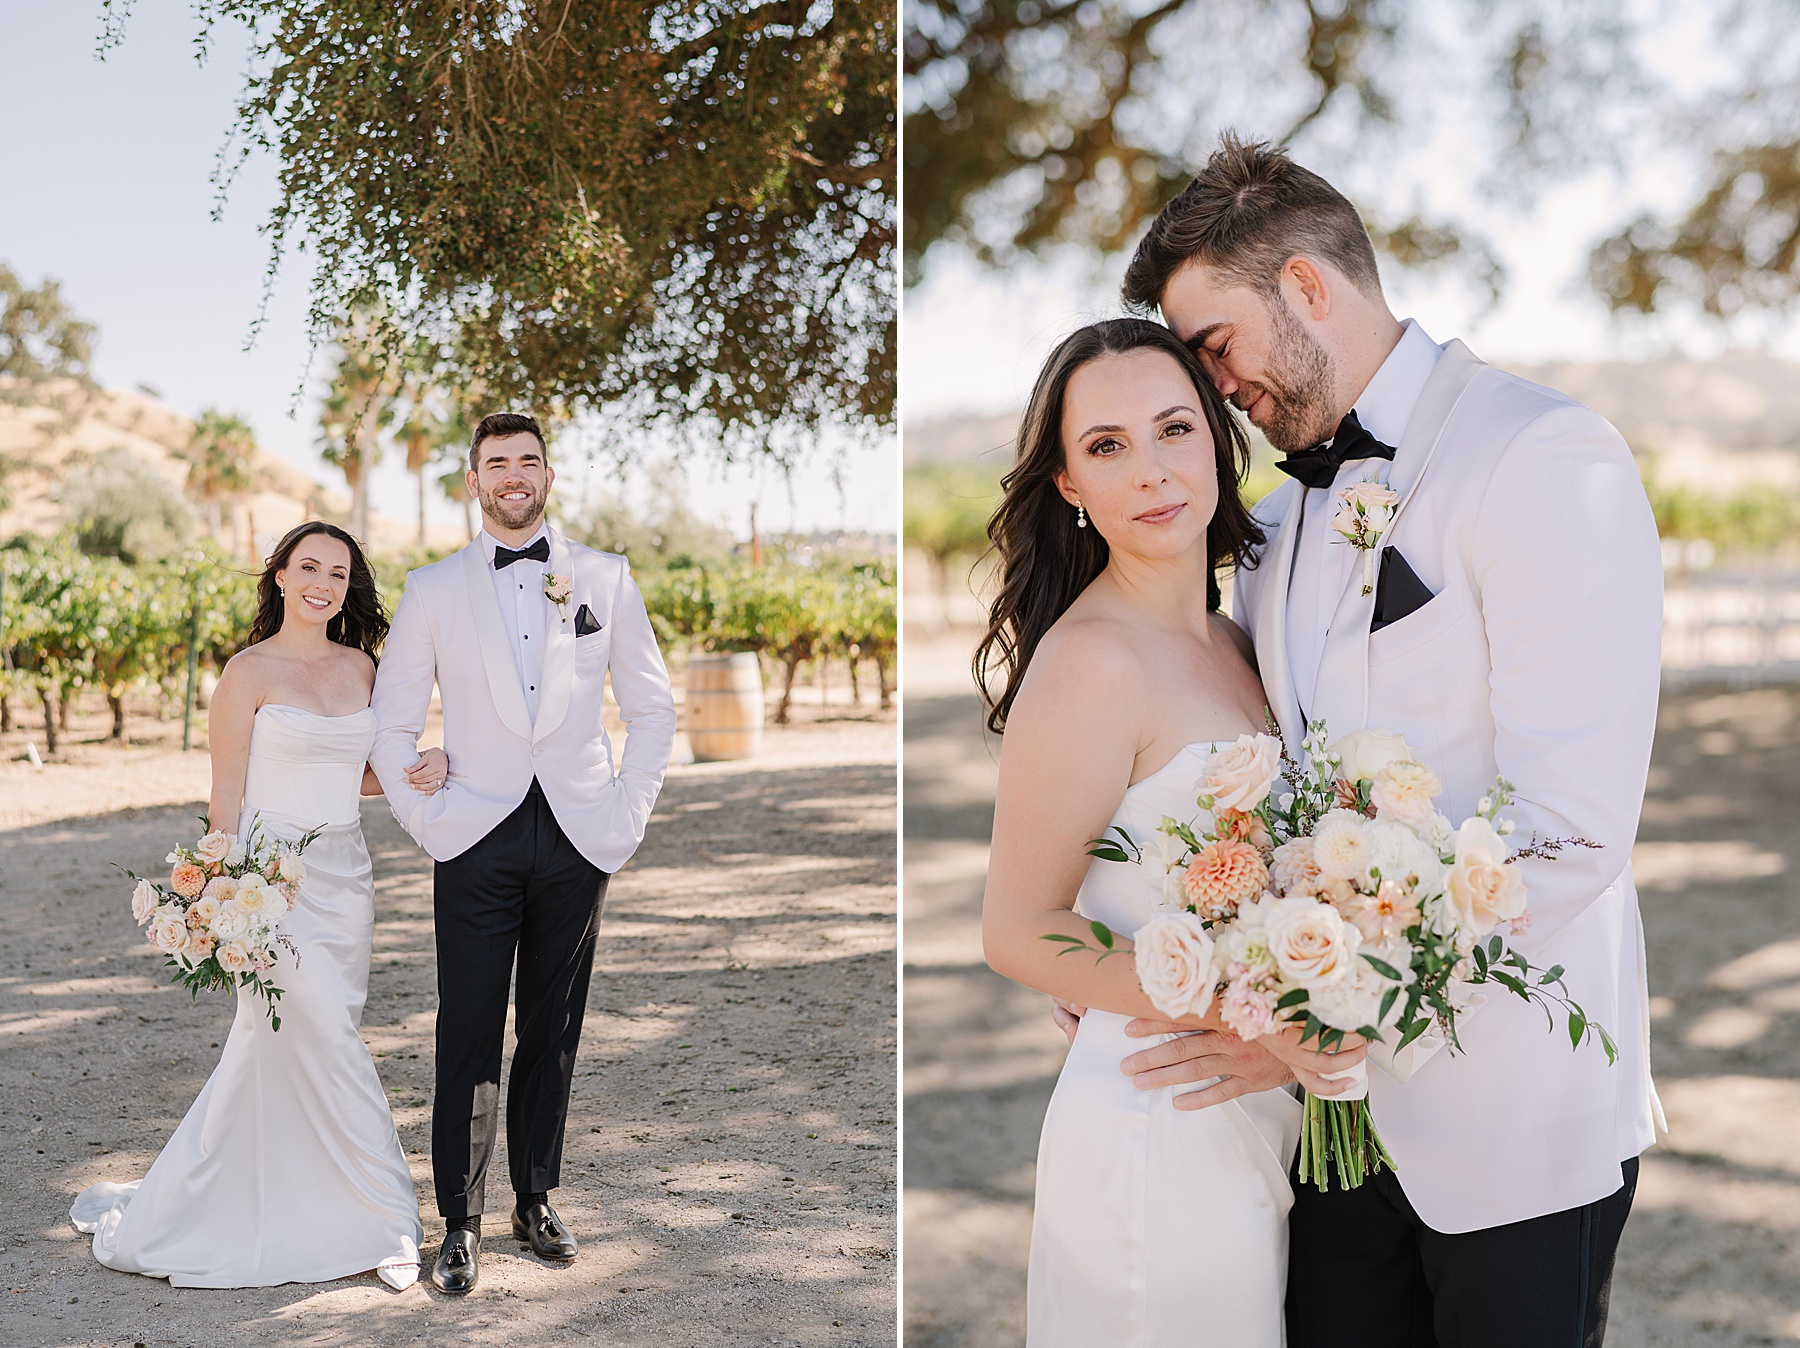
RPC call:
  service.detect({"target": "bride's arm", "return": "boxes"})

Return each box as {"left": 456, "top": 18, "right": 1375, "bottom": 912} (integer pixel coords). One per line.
{"left": 982, "top": 633, "right": 1208, "bottom": 1024}
{"left": 205, "top": 656, "right": 258, "bottom": 831}
{"left": 986, "top": 630, "right": 1363, "bottom": 1100}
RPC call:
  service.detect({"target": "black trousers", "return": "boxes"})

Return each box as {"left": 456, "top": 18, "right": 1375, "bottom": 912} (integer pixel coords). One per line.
{"left": 431, "top": 780, "right": 608, "bottom": 1221}
{"left": 1287, "top": 1156, "right": 1639, "bottom": 1348}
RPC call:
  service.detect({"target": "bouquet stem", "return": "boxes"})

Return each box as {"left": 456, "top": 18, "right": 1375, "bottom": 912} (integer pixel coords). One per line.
{"left": 1297, "top": 1093, "right": 1395, "bottom": 1192}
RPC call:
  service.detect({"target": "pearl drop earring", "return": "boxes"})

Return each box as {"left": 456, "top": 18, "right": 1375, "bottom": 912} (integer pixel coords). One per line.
{"left": 1076, "top": 502, "right": 1087, "bottom": 528}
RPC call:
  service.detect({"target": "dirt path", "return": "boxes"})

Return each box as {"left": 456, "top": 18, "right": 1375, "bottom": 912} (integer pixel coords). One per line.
{"left": 902, "top": 628, "right": 1800, "bottom": 1348}
{"left": 0, "top": 705, "right": 896, "bottom": 1348}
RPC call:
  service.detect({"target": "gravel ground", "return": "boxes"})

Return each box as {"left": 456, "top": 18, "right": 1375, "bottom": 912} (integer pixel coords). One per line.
{"left": 902, "top": 627, "right": 1800, "bottom": 1348}
{"left": 0, "top": 696, "right": 896, "bottom": 1347}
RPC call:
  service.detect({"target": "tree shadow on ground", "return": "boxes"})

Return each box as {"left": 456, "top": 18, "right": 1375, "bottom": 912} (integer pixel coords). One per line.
{"left": 0, "top": 738, "right": 895, "bottom": 1347}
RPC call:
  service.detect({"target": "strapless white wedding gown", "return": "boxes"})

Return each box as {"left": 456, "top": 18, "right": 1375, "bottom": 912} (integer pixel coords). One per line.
{"left": 70, "top": 704, "right": 424, "bottom": 1289}
{"left": 1027, "top": 742, "right": 1303, "bottom": 1347}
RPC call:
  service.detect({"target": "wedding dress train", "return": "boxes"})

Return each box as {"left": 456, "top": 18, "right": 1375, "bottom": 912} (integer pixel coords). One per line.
{"left": 70, "top": 704, "right": 423, "bottom": 1289}
{"left": 1027, "top": 742, "right": 1302, "bottom": 1347}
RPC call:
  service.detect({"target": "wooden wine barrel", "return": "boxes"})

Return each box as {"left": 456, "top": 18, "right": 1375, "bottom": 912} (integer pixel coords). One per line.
{"left": 685, "top": 652, "right": 765, "bottom": 762}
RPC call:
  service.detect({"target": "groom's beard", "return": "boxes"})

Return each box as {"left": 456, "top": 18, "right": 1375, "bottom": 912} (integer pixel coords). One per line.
{"left": 479, "top": 480, "right": 548, "bottom": 533}
{"left": 1236, "top": 299, "right": 1338, "bottom": 455}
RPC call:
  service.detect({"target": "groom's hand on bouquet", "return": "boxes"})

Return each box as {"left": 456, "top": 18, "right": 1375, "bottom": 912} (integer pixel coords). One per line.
{"left": 1118, "top": 1021, "right": 1296, "bottom": 1109}
{"left": 1117, "top": 1019, "right": 1368, "bottom": 1110}
{"left": 1259, "top": 1021, "right": 1369, "bottom": 1098}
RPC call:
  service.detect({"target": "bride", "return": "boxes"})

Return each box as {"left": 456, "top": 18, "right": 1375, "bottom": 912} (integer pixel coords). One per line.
{"left": 976, "top": 318, "right": 1366, "bottom": 1345}
{"left": 71, "top": 521, "right": 447, "bottom": 1289}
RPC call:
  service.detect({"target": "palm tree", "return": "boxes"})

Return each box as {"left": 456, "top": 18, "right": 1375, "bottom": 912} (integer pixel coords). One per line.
{"left": 438, "top": 460, "right": 475, "bottom": 543}
{"left": 318, "top": 313, "right": 398, "bottom": 546}
{"left": 181, "top": 410, "right": 257, "bottom": 557}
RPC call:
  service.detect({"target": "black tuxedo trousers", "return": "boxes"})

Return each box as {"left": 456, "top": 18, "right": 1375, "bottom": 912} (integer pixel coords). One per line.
{"left": 1287, "top": 1155, "right": 1639, "bottom": 1347}
{"left": 431, "top": 779, "right": 609, "bottom": 1220}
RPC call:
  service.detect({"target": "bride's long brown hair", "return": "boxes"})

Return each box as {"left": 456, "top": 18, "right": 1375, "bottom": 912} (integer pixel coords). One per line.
{"left": 973, "top": 318, "right": 1263, "bottom": 735}
{"left": 247, "top": 521, "right": 389, "bottom": 661}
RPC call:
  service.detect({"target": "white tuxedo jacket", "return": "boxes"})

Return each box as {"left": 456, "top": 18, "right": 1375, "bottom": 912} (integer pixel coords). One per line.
{"left": 369, "top": 527, "right": 677, "bottom": 874}
{"left": 1234, "top": 340, "right": 1666, "bottom": 1233}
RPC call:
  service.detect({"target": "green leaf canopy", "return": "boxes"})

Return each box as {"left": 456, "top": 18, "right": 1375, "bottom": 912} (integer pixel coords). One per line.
{"left": 109, "top": 1, "right": 895, "bottom": 453}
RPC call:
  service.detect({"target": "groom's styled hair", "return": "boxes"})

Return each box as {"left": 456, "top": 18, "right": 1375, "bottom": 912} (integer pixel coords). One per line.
{"left": 469, "top": 412, "right": 547, "bottom": 471}
{"left": 1122, "top": 133, "right": 1383, "bottom": 312}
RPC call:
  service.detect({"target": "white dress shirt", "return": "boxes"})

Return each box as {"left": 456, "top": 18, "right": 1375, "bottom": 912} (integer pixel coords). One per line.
{"left": 481, "top": 525, "right": 549, "bottom": 721}
{"left": 1285, "top": 318, "right": 1445, "bottom": 716}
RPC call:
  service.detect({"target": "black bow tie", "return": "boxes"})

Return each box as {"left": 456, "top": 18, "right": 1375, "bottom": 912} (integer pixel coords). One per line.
{"left": 493, "top": 537, "right": 549, "bottom": 569}
{"left": 1275, "top": 409, "right": 1397, "bottom": 490}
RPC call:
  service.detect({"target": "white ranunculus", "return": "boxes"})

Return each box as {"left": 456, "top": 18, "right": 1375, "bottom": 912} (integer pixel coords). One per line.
{"left": 1196, "top": 734, "right": 1282, "bottom": 813}
{"left": 237, "top": 875, "right": 284, "bottom": 919}
{"left": 1212, "top": 893, "right": 1279, "bottom": 976}
{"left": 1132, "top": 910, "right": 1219, "bottom": 1020}
{"left": 1310, "top": 937, "right": 1413, "bottom": 1035}
{"left": 211, "top": 904, "right": 252, "bottom": 941}
{"left": 1369, "top": 760, "right": 1443, "bottom": 827}
{"left": 1307, "top": 958, "right": 1390, "bottom": 1034}
{"left": 1327, "top": 729, "right": 1415, "bottom": 786}
{"left": 1363, "top": 819, "right": 1440, "bottom": 891}
{"left": 130, "top": 879, "right": 159, "bottom": 924}
{"left": 1265, "top": 896, "right": 1361, "bottom": 989}
{"left": 1443, "top": 816, "right": 1527, "bottom": 937}
{"left": 1311, "top": 810, "right": 1372, "bottom": 882}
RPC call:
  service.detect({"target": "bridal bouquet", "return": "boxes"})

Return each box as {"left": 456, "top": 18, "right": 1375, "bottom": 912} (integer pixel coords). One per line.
{"left": 121, "top": 818, "right": 314, "bottom": 1031}
{"left": 1051, "top": 723, "right": 1615, "bottom": 1192}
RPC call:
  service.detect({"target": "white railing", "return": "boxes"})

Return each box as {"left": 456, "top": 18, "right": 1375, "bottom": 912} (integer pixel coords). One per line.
{"left": 1663, "top": 568, "right": 1800, "bottom": 688}
{"left": 906, "top": 551, "right": 1800, "bottom": 689}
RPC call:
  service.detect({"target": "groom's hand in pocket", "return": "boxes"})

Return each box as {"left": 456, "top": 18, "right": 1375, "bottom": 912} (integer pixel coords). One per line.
{"left": 1119, "top": 1023, "right": 1297, "bottom": 1109}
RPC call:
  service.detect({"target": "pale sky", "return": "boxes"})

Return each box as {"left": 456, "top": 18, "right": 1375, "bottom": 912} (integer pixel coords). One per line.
{"left": 0, "top": 2, "right": 895, "bottom": 540}
{"left": 904, "top": 3, "right": 1793, "bottom": 425}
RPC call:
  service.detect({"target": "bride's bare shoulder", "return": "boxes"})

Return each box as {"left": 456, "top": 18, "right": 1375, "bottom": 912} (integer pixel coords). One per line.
{"left": 210, "top": 646, "right": 269, "bottom": 715}
{"left": 1010, "top": 611, "right": 1149, "bottom": 718}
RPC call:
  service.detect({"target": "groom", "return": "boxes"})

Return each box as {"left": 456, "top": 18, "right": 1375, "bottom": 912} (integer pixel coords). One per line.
{"left": 1109, "top": 136, "right": 1663, "bottom": 1346}
{"left": 371, "top": 412, "right": 677, "bottom": 1294}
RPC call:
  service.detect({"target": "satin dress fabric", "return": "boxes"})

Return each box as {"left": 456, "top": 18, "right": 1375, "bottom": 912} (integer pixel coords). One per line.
{"left": 70, "top": 704, "right": 424, "bottom": 1289}
{"left": 1027, "top": 742, "right": 1303, "bottom": 1348}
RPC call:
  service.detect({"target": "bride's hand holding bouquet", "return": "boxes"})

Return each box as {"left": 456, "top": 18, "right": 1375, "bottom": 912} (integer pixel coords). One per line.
{"left": 123, "top": 817, "right": 316, "bottom": 1030}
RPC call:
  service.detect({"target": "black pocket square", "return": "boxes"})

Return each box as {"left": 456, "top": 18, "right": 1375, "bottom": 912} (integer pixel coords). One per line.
{"left": 1371, "top": 548, "right": 1435, "bottom": 632}
{"left": 574, "top": 603, "right": 603, "bottom": 636}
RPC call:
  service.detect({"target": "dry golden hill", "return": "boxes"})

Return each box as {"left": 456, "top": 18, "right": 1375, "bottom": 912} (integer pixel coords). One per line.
{"left": 0, "top": 380, "right": 466, "bottom": 559}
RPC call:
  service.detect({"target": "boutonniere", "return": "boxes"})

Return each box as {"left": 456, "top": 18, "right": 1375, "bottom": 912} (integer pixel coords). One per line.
{"left": 1330, "top": 478, "right": 1401, "bottom": 596}
{"left": 543, "top": 572, "right": 573, "bottom": 620}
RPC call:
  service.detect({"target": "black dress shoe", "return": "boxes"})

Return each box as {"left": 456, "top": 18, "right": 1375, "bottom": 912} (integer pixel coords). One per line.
{"left": 512, "top": 1201, "right": 578, "bottom": 1262}
{"left": 430, "top": 1228, "right": 480, "bottom": 1294}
